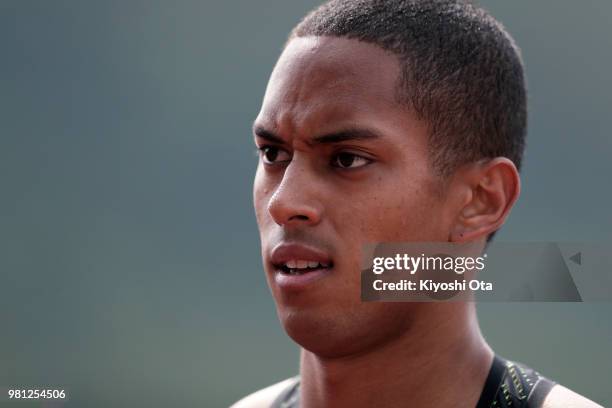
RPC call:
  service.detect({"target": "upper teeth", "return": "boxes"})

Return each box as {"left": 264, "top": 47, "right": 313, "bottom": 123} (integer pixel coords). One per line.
{"left": 285, "top": 260, "right": 330, "bottom": 269}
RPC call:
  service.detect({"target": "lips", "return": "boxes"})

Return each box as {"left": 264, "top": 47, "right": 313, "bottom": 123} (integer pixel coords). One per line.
{"left": 270, "top": 243, "right": 334, "bottom": 277}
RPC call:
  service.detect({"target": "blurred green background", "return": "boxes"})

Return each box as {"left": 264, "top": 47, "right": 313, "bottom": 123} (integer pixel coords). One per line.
{"left": 1, "top": 1, "right": 611, "bottom": 407}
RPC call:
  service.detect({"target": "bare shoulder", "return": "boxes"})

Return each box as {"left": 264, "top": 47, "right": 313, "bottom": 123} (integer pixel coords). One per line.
{"left": 229, "top": 377, "right": 297, "bottom": 408}
{"left": 542, "top": 384, "right": 603, "bottom": 408}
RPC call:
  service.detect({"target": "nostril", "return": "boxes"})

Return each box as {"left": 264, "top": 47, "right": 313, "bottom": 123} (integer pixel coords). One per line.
{"left": 267, "top": 188, "right": 322, "bottom": 226}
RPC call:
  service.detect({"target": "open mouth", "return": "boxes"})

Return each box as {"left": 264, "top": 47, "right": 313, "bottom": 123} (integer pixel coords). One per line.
{"left": 277, "top": 260, "right": 334, "bottom": 275}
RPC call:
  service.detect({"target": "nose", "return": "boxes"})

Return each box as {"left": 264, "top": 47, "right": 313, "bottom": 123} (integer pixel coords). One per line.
{"left": 267, "top": 159, "right": 323, "bottom": 227}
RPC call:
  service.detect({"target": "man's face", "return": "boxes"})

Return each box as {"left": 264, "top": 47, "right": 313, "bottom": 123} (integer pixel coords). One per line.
{"left": 253, "top": 37, "right": 454, "bottom": 357}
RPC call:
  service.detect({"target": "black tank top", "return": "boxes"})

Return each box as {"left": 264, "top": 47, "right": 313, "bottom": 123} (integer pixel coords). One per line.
{"left": 270, "top": 355, "right": 555, "bottom": 408}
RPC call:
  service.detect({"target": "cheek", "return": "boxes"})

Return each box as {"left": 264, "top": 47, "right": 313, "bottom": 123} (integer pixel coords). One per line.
{"left": 340, "top": 186, "right": 443, "bottom": 242}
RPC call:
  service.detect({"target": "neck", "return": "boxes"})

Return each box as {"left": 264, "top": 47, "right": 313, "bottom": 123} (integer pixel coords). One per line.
{"left": 299, "top": 303, "right": 493, "bottom": 408}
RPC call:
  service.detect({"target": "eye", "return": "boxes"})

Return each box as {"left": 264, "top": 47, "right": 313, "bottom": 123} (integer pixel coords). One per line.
{"left": 259, "top": 146, "right": 291, "bottom": 164}
{"left": 331, "top": 152, "right": 371, "bottom": 169}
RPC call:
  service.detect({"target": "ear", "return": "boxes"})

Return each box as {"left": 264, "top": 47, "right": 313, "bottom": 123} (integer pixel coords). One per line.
{"left": 449, "top": 158, "right": 521, "bottom": 242}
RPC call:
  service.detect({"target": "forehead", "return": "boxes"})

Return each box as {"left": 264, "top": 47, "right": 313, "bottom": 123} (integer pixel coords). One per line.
{"left": 257, "top": 36, "right": 405, "bottom": 135}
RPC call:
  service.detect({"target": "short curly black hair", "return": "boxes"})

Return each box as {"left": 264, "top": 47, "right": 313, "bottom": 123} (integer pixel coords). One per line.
{"left": 289, "top": 0, "right": 527, "bottom": 179}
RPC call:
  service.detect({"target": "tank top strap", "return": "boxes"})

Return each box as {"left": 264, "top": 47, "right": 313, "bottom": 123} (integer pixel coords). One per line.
{"left": 270, "top": 376, "right": 300, "bottom": 408}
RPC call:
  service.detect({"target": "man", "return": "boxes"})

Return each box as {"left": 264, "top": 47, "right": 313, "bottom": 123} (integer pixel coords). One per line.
{"left": 234, "top": 0, "right": 601, "bottom": 407}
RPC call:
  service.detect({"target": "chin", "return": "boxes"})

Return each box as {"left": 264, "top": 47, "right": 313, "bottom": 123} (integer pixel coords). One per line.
{"left": 277, "top": 302, "right": 417, "bottom": 359}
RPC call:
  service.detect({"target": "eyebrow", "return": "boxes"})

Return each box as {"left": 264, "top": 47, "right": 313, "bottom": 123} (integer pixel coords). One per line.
{"left": 253, "top": 125, "right": 381, "bottom": 145}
